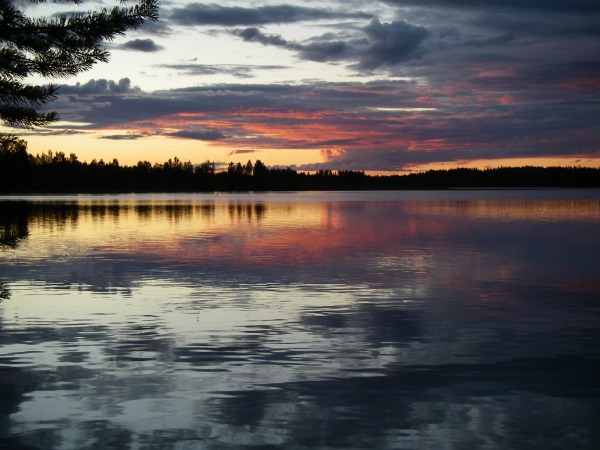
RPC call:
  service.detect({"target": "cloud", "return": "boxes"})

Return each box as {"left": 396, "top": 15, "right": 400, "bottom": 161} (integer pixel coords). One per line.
{"left": 60, "top": 78, "right": 140, "bottom": 95}
{"left": 119, "top": 39, "right": 164, "bottom": 53}
{"left": 51, "top": 62, "right": 599, "bottom": 171}
{"left": 357, "top": 19, "right": 429, "bottom": 69}
{"left": 228, "top": 149, "right": 256, "bottom": 155}
{"left": 381, "top": 0, "right": 600, "bottom": 13}
{"left": 390, "top": 1, "right": 600, "bottom": 44}
{"left": 99, "top": 133, "right": 149, "bottom": 140}
{"left": 169, "top": 3, "right": 372, "bottom": 26}
{"left": 16, "top": 128, "right": 89, "bottom": 137}
{"left": 237, "top": 27, "right": 290, "bottom": 47}
{"left": 159, "top": 63, "right": 287, "bottom": 79}
{"left": 234, "top": 19, "right": 428, "bottom": 70}
{"left": 168, "top": 130, "right": 226, "bottom": 141}
{"left": 138, "top": 19, "right": 173, "bottom": 36}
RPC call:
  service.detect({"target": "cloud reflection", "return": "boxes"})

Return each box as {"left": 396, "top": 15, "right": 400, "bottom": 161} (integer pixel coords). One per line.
{"left": 1, "top": 195, "right": 599, "bottom": 449}
{"left": 1, "top": 196, "right": 599, "bottom": 305}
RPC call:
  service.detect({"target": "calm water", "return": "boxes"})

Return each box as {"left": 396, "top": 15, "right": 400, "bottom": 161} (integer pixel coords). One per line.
{"left": 1, "top": 190, "right": 599, "bottom": 449}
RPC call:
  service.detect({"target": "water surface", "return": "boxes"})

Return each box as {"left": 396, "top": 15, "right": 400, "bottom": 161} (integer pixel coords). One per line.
{"left": 1, "top": 190, "right": 599, "bottom": 449}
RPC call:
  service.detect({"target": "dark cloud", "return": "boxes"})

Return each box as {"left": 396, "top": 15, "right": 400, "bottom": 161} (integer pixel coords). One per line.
{"left": 382, "top": 0, "right": 600, "bottom": 13}
{"left": 395, "top": 2, "right": 600, "bottom": 49}
{"left": 99, "top": 133, "right": 149, "bottom": 140}
{"left": 237, "top": 27, "right": 290, "bottom": 47}
{"left": 60, "top": 78, "right": 140, "bottom": 95}
{"left": 168, "top": 130, "right": 225, "bottom": 141}
{"left": 448, "top": 10, "right": 600, "bottom": 40}
{"left": 357, "top": 19, "right": 429, "bottom": 69}
{"left": 138, "top": 18, "right": 173, "bottom": 36}
{"left": 120, "top": 39, "right": 164, "bottom": 53}
{"left": 234, "top": 19, "right": 428, "bottom": 70}
{"left": 228, "top": 149, "right": 256, "bottom": 155}
{"left": 169, "top": 3, "right": 372, "bottom": 26}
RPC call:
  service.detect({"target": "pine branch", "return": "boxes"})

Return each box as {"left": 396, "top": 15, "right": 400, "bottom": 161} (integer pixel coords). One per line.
{"left": 0, "top": 79, "right": 58, "bottom": 107}
{"left": 0, "top": 105, "right": 58, "bottom": 128}
{"left": 0, "top": 0, "right": 159, "bottom": 127}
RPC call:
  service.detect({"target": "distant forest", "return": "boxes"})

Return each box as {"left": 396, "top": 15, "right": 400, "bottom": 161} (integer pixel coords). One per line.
{"left": 1, "top": 139, "right": 599, "bottom": 192}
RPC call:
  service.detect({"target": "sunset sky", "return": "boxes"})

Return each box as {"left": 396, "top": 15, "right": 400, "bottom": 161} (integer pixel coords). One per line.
{"left": 4, "top": 0, "right": 600, "bottom": 172}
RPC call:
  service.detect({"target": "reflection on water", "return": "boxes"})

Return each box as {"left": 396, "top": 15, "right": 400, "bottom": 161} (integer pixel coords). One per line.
{"left": 1, "top": 191, "right": 600, "bottom": 449}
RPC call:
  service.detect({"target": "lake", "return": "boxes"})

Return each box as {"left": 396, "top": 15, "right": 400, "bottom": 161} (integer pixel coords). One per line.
{"left": 1, "top": 190, "right": 599, "bottom": 449}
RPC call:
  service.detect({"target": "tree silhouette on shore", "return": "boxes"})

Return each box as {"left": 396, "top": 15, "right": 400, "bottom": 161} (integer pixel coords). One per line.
{"left": 1, "top": 143, "right": 599, "bottom": 193}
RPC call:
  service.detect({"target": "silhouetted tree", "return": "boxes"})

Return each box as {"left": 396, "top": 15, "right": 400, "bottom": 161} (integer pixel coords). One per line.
{"left": 0, "top": 136, "right": 30, "bottom": 189}
{"left": 197, "top": 160, "right": 215, "bottom": 176}
{"left": 252, "top": 159, "right": 269, "bottom": 189}
{"left": 244, "top": 160, "right": 253, "bottom": 176}
{"left": 194, "top": 160, "right": 216, "bottom": 190}
{"left": 253, "top": 160, "right": 268, "bottom": 177}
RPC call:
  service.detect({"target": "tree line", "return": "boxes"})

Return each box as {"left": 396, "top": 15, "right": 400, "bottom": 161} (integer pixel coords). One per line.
{"left": 1, "top": 139, "right": 599, "bottom": 193}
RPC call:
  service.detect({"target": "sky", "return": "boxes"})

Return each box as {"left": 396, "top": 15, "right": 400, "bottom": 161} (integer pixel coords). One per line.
{"left": 4, "top": 0, "right": 600, "bottom": 172}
